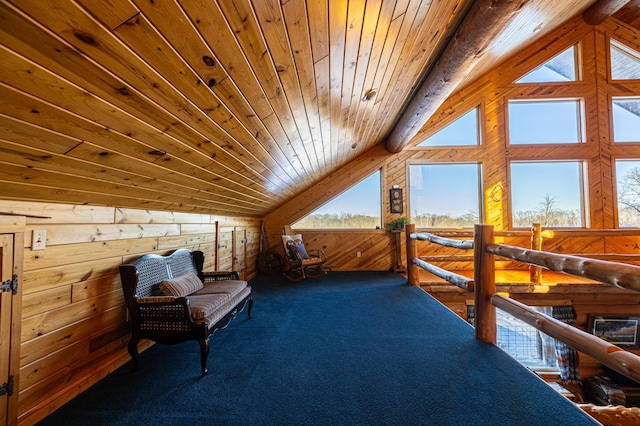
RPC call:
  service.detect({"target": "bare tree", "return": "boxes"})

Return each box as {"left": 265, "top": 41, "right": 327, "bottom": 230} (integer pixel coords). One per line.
{"left": 539, "top": 193, "right": 558, "bottom": 226}
{"left": 618, "top": 166, "right": 640, "bottom": 214}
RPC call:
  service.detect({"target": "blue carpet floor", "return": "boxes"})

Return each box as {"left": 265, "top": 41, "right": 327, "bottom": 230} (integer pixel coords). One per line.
{"left": 38, "top": 271, "right": 597, "bottom": 425}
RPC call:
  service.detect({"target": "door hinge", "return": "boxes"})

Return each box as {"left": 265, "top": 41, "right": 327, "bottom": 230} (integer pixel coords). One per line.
{"left": 0, "top": 376, "right": 14, "bottom": 396}
{"left": 0, "top": 274, "right": 18, "bottom": 294}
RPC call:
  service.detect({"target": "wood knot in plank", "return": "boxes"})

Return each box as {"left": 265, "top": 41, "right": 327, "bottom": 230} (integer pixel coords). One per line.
{"left": 73, "top": 31, "right": 97, "bottom": 45}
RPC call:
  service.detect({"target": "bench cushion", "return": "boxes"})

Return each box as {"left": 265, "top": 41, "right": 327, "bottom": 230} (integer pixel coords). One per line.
{"left": 159, "top": 272, "right": 203, "bottom": 297}
{"left": 191, "top": 280, "right": 247, "bottom": 298}
{"left": 187, "top": 294, "right": 229, "bottom": 320}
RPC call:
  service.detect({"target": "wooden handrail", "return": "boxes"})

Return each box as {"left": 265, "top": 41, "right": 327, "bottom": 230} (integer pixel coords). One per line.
{"left": 413, "top": 258, "right": 474, "bottom": 291}
{"left": 412, "top": 232, "right": 474, "bottom": 250}
{"left": 407, "top": 222, "right": 640, "bottom": 389}
{"left": 486, "top": 243, "right": 640, "bottom": 293}
{"left": 492, "top": 294, "right": 640, "bottom": 384}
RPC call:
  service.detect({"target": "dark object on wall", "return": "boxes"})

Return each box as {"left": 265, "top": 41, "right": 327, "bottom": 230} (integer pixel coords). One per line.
{"left": 589, "top": 315, "right": 640, "bottom": 348}
{"left": 390, "top": 188, "right": 403, "bottom": 213}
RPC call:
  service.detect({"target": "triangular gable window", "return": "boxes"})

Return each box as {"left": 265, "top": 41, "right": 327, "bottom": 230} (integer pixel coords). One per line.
{"left": 610, "top": 39, "right": 640, "bottom": 80}
{"left": 515, "top": 45, "right": 578, "bottom": 83}
{"left": 293, "top": 170, "right": 381, "bottom": 229}
{"left": 417, "top": 107, "right": 479, "bottom": 147}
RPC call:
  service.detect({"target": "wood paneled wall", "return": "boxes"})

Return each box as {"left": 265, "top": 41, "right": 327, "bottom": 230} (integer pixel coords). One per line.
{"left": 0, "top": 200, "right": 259, "bottom": 425}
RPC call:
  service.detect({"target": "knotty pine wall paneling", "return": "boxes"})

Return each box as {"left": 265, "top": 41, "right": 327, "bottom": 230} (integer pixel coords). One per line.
{"left": 0, "top": 200, "right": 259, "bottom": 425}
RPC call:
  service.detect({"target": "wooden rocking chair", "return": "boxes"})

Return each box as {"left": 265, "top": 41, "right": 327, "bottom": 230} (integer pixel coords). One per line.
{"left": 281, "top": 226, "right": 330, "bottom": 281}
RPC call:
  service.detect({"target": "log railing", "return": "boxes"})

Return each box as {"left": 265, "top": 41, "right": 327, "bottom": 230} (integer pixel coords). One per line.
{"left": 405, "top": 223, "right": 640, "bottom": 385}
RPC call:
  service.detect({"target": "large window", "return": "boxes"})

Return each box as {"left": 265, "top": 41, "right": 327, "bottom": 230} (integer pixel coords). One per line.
{"left": 409, "top": 163, "right": 481, "bottom": 228}
{"left": 417, "top": 107, "right": 480, "bottom": 146}
{"left": 616, "top": 160, "right": 640, "bottom": 227}
{"left": 508, "top": 99, "right": 585, "bottom": 145}
{"left": 515, "top": 45, "right": 579, "bottom": 83}
{"left": 510, "top": 161, "right": 587, "bottom": 228}
{"left": 610, "top": 39, "right": 640, "bottom": 80}
{"left": 293, "top": 171, "right": 381, "bottom": 229}
{"left": 612, "top": 97, "right": 640, "bottom": 142}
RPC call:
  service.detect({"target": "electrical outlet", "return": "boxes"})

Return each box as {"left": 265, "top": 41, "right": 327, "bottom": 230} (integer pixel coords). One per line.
{"left": 356, "top": 251, "right": 362, "bottom": 258}
{"left": 32, "top": 230, "right": 46, "bottom": 250}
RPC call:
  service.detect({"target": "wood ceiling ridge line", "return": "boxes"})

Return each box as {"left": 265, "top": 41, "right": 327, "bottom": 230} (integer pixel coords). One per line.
{"left": 367, "top": 0, "right": 472, "bottom": 145}
{"left": 584, "top": 0, "right": 634, "bottom": 25}
{"left": 384, "top": 0, "right": 536, "bottom": 153}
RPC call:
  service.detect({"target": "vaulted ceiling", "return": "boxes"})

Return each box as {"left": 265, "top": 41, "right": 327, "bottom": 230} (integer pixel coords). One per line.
{"left": 0, "top": 0, "right": 634, "bottom": 217}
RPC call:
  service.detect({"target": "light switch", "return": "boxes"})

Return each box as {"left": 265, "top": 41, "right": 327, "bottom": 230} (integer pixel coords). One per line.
{"left": 32, "top": 230, "right": 46, "bottom": 250}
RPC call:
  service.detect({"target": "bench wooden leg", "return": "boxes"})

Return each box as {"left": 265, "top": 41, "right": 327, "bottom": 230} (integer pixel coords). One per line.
{"left": 247, "top": 297, "right": 253, "bottom": 319}
{"left": 128, "top": 337, "right": 140, "bottom": 372}
{"left": 199, "top": 337, "right": 210, "bottom": 376}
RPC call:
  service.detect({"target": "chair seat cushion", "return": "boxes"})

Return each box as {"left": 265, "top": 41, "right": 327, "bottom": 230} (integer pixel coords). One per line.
{"left": 159, "top": 272, "right": 203, "bottom": 297}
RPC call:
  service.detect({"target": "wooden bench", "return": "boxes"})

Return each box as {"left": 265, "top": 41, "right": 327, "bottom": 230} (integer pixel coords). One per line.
{"left": 119, "top": 249, "right": 252, "bottom": 376}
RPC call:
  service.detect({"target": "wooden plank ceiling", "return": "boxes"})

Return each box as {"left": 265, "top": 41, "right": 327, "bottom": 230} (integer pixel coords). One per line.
{"left": 0, "top": 0, "right": 612, "bottom": 217}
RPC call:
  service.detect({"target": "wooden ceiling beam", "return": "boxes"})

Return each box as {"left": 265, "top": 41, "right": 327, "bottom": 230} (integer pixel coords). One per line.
{"left": 384, "top": 0, "right": 536, "bottom": 153}
{"left": 584, "top": 0, "right": 632, "bottom": 25}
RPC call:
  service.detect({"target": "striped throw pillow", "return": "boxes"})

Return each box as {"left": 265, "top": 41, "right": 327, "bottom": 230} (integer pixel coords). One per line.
{"left": 159, "top": 272, "right": 203, "bottom": 297}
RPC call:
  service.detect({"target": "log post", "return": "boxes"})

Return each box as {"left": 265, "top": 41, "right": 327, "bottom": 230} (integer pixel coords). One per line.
{"left": 530, "top": 223, "right": 542, "bottom": 283}
{"left": 474, "top": 224, "right": 496, "bottom": 343}
{"left": 406, "top": 224, "right": 419, "bottom": 286}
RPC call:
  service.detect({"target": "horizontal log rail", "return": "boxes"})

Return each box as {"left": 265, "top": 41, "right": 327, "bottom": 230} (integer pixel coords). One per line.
{"left": 471, "top": 224, "right": 640, "bottom": 388}
{"left": 406, "top": 223, "right": 640, "bottom": 390}
{"left": 413, "top": 258, "right": 473, "bottom": 291}
{"left": 407, "top": 226, "right": 474, "bottom": 289}
{"left": 412, "top": 232, "right": 474, "bottom": 250}
{"left": 418, "top": 254, "right": 474, "bottom": 262}
{"left": 492, "top": 294, "right": 640, "bottom": 384}
{"left": 486, "top": 244, "right": 640, "bottom": 293}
